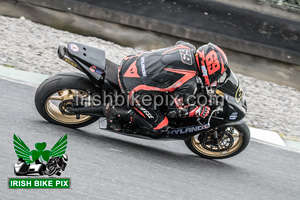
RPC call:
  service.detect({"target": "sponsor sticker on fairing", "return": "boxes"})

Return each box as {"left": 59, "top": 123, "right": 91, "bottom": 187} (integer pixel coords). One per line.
{"left": 229, "top": 112, "right": 238, "bottom": 120}
{"left": 90, "top": 66, "right": 104, "bottom": 75}
{"left": 167, "top": 124, "right": 210, "bottom": 135}
{"left": 69, "top": 43, "right": 79, "bottom": 52}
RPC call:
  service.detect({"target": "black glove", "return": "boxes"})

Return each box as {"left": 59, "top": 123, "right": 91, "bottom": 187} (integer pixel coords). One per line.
{"left": 195, "top": 106, "right": 210, "bottom": 118}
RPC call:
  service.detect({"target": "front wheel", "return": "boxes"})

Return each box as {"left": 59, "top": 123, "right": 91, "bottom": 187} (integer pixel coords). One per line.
{"left": 35, "top": 72, "right": 101, "bottom": 128}
{"left": 185, "top": 122, "right": 250, "bottom": 159}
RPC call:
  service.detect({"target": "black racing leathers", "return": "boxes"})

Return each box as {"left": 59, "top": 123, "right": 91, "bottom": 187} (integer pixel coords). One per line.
{"left": 118, "top": 41, "right": 204, "bottom": 133}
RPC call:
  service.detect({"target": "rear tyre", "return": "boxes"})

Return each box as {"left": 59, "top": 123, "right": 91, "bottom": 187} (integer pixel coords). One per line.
{"left": 185, "top": 122, "right": 250, "bottom": 159}
{"left": 35, "top": 72, "right": 101, "bottom": 128}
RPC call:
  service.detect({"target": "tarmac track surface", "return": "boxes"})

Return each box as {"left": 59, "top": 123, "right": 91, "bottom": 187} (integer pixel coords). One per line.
{"left": 0, "top": 78, "right": 299, "bottom": 199}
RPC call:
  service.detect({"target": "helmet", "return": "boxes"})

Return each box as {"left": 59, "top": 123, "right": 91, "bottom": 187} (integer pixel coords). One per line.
{"left": 196, "top": 43, "right": 228, "bottom": 86}
{"left": 62, "top": 154, "right": 68, "bottom": 162}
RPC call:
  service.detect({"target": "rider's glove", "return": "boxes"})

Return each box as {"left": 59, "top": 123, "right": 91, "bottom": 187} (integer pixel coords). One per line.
{"left": 195, "top": 106, "right": 210, "bottom": 118}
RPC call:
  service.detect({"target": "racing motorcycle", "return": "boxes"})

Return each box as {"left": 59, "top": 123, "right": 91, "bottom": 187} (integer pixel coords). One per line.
{"left": 35, "top": 42, "right": 250, "bottom": 159}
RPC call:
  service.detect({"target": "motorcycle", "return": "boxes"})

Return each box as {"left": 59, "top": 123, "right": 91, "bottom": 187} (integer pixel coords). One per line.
{"left": 35, "top": 42, "right": 250, "bottom": 159}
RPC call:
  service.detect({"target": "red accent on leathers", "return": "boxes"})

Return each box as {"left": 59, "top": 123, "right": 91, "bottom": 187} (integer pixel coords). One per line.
{"left": 134, "top": 107, "right": 146, "bottom": 118}
{"left": 195, "top": 53, "right": 201, "bottom": 73}
{"left": 123, "top": 53, "right": 144, "bottom": 61}
{"left": 123, "top": 61, "right": 140, "bottom": 78}
{"left": 189, "top": 107, "right": 199, "bottom": 117}
{"left": 154, "top": 116, "right": 169, "bottom": 130}
{"left": 128, "top": 69, "right": 196, "bottom": 104}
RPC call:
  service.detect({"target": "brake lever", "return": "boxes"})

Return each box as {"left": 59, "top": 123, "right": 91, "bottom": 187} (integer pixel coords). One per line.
{"left": 198, "top": 106, "right": 223, "bottom": 128}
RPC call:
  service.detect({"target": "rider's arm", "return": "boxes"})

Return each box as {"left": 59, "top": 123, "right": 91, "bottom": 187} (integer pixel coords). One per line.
{"left": 167, "top": 95, "right": 210, "bottom": 119}
{"left": 167, "top": 78, "right": 210, "bottom": 119}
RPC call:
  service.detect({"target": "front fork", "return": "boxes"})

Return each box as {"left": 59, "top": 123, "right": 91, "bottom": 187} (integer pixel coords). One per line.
{"left": 197, "top": 106, "right": 224, "bottom": 145}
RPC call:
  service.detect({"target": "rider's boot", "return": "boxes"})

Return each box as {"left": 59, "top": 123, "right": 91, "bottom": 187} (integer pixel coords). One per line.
{"left": 131, "top": 114, "right": 169, "bottom": 138}
{"left": 105, "top": 106, "right": 132, "bottom": 131}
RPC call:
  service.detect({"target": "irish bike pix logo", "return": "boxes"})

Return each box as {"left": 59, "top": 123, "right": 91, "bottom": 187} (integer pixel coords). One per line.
{"left": 9, "top": 134, "right": 70, "bottom": 189}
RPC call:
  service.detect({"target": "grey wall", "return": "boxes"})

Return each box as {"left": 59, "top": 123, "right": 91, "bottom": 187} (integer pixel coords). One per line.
{"left": 1, "top": 0, "right": 299, "bottom": 65}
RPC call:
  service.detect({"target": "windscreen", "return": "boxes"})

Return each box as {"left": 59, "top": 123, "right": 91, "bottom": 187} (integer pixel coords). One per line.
{"left": 217, "top": 68, "right": 240, "bottom": 98}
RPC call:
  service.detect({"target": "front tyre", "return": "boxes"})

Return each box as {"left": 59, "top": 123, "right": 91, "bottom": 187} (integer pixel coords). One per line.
{"left": 185, "top": 122, "right": 250, "bottom": 159}
{"left": 35, "top": 72, "right": 101, "bottom": 128}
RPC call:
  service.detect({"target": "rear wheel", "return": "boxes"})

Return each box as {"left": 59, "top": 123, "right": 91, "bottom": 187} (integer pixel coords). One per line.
{"left": 35, "top": 72, "right": 101, "bottom": 128}
{"left": 185, "top": 122, "right": 250, "bottom": 159}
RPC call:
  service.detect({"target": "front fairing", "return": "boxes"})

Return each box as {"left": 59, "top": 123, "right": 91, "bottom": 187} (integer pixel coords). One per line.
{"left": 216, "top": 68, "right": 247, "bottom": 122}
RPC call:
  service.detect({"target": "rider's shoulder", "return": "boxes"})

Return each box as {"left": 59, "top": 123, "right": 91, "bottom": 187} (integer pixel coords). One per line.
{"left": 175, "top": 41, "right": 196, "bottom": 51}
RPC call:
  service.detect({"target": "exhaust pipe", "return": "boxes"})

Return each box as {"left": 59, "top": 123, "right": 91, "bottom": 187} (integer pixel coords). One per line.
{"left": 67, "top": 106, "right": 105, "bottom": 117}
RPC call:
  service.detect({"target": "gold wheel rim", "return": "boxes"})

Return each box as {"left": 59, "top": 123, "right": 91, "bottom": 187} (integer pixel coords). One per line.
{"left": 191, "top": 127, "right": 243, "bottom": 157}
{"left": 45, "top": 89, "right": 92, "bottom": 124}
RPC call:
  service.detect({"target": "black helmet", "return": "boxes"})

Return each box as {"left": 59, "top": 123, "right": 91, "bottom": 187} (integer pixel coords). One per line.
{"left": 196, "top": 43, "right": 228, "bottom": 86}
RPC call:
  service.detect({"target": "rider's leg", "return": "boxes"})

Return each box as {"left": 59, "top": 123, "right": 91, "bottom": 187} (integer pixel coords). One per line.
{"left": 105, "top": 106, "right": 132, "bottom": 131}
{"left": 105, "top": 105, "right": 169, "bottom": 136}
{"left": 133, "top": 105, "right": 169, "bottom": 135}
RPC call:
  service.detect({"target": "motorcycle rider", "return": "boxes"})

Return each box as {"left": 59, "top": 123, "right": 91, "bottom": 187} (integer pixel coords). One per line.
{"left": 106, "top": 41, "right": 229, "bottom": 137}
{"left": 46, "top": 154, "right": 68, "bottom": 176}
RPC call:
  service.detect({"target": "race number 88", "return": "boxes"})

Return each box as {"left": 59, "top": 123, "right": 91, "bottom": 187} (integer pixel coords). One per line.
{"left": 205, "top": 50, "right": 220, "bottom": 75}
